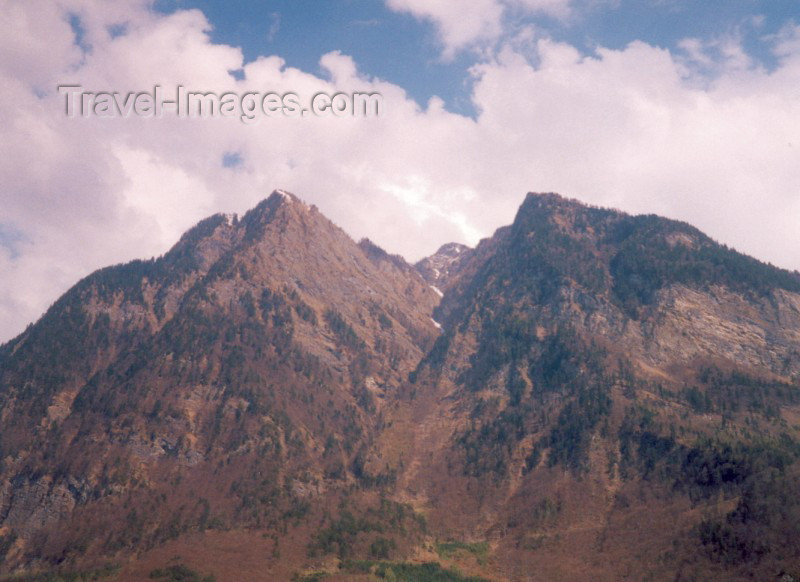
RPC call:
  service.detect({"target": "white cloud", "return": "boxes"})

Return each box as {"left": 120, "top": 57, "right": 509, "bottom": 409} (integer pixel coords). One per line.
{"left": 1, "top": 2, "right": 799, "bottom": 343}
{"left": 508, "top": 0, "right": 572, "bottom": 20}
{"left": 771, "top": 21, "right": 800, "bottom": 61}
{"left": 385, "top": 0, "right": 572, "bottom": 59}
{"left": 386, "top": 0, "right": 505, "bottom": 59}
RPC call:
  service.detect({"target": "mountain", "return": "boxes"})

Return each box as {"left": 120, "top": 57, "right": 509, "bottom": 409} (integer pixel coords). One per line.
{"left": 1, "top": 190, "right": 799, "bottom": 581}
{"left": 404, "top": 192, "right": 800, "bottom": 580}
{"left": 415, "top": 242, "right": 471, "bottom": 289}
{"left": 0, "top": 190, "right": 439, "bottom": 579}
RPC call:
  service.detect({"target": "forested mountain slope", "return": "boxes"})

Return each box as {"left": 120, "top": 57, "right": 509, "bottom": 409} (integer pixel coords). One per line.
{"left": 1, "top": 191, "right": 799, "bottom": 581}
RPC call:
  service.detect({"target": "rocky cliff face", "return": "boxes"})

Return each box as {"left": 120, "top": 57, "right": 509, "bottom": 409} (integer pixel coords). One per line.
{"left": 1, "top": 191, "right": 799, "bottom": 581}
{"left": 430, "top": 192, "right": 800, "bottom": 380}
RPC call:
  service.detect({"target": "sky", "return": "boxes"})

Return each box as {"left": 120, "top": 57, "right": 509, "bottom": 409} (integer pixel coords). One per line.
{"left": 1, "top": 0, "right": 799, "bottom": 343}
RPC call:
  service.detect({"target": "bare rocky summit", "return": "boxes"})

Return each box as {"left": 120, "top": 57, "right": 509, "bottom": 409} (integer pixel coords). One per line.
{"left": 415, "top": 242, "right": 472, "bottom": 289}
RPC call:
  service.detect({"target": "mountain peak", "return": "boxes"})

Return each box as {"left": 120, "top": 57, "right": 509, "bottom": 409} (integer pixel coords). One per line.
{"left": 524, "top": 190, "right": 567, "bottom": 202}
{"left": 521, "top": 191, "right": 577, "bottom": 208}
{"left": 249, "top": 189, "right": 309, "bottom": 216}
{"left": 236, "top": 189, "right": 320, "bottom": 238}
{"left": 433, "top": 242, "right": 469, "bottom": 257}
{"left": 517, "top": 191, "right": 608, "bottom": 219}
{"left": 268, "top": 188, "right": 300, "bottom": 205}
{"left": 416, "top": 242, "right": 472, "bottom": 287}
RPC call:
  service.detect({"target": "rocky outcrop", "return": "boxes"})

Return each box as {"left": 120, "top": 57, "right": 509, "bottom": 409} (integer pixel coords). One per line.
{"left": 0, "top": 475, "right": 91, "bottom": 538}
{"left": 415, "top": 242, "right": 472, "bottom": 288}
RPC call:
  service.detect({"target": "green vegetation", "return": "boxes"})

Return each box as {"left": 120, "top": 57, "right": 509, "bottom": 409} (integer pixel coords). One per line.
{"left": 435, "top": 540, "right": 489, "bottom": 565}
{"left": 0, "top": 532, "right": 17, "bottom": 565}
{"left": 679, "top": 437, "right": 799, "bottom": 503}
{"left": 377, "top": 312, "right": 393, "bottom": 330}
{"left": 501, "top": 195, "right": 610, "bottom": 304}
{"left": 462, "top": 308, "right": 538, "bottom": 397}
{"left": 1, "top": 564, "right": 119, "bottom": 581}
{"left": 294, "top": 300, "right": 318, "bottom": 325}
{"left": 308, "top": 499, "right": 423, "bottom": 560}
{"left": 458, "top": 402, "right": 525, "bottom": 477}
{"left": 607, "top": 214, "right": 800, "bottom": 317}
{"left": 529, "top": 497, "right": 561, "bottom": 527}
{"left": 324, "top": 309, "right": 365, "bottom": 351}
{"left": 698, "top": 471, "right": 800, "bottom": 570}
{"left": 0, "top": 283, "right": 105, "bottom": 417}
{"left": 410, "top": 330, "right": 453, "bottom": 384}
{"left": 149, "top": 564, "right": 215, "bottom": 582}
{"left": 682, "top": 366, "right": 798, "bottom": 419}
{"left": 617, "top": 405, "right": 800, "bottom": 497}
{"left": 339, "top": 560, "right": 489, "bottom": 581}
{"left": 611, "top": 405, "right": 800, "bottom": 574}
{"left": 458, "top": 322, "right": 611, "bottom": 476}
{"left": 543, "top": 383, "right": 611, "bottom": 471}
{"left": 614, "top": 404, "right": 800, "bottom": 574}
{"left": 451, "top": 195, "right": 800, "bottom": 332}
{"left": 371, "top": 562, "right": 487, "bottom": 581}
{"left": 369, "top": 537, "right": 397, "bottom": 559}
{"left": 309, "top": 508, "right": 375, "bottom": 559}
